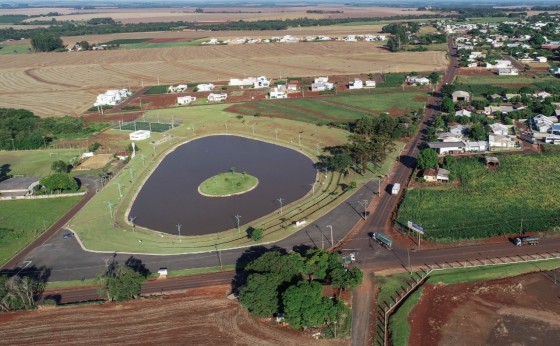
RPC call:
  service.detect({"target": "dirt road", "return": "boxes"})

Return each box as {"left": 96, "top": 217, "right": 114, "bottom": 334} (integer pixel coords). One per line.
{"left": 351, "top": 271, "right": 376, "bottom": 346}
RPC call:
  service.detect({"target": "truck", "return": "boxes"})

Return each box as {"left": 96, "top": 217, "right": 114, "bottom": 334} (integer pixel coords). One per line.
{"left": 514, "top": 236, "right": 539, "bottom": 246}
{"left": 372, "top": 233, "right": 393, "bottom": 249}
{"left": 391, "top": 183, "right": 401, "bottom": 195}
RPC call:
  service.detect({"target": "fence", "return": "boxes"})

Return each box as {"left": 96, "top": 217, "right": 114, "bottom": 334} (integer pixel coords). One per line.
{"left": 375, "top": 251, "right": 560, "bottom": 346}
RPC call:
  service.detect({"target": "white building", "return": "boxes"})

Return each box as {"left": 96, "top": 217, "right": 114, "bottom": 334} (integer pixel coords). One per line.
{"left": 533, "top": 114, "right": 558, "bottom": 132}
{"left": 314, "top": 77, "right": 329, "bottom": 84}
{"left": 498, "top": 68, "right": 519, "bottom": 76}
{"left": 311, "top": 82, "right": 334, "bottom": 92}
{"left": 253, "top": 76, "right": 271, "bottom": 89}
{"left": 489, "top": 123, "right": 509, "bottom": 136}
{"left": 94, "top": 89, "right": 131, "bottom": 107}
{"left": 208, "top": 93, "right": 228, "bottom": 102}
{"left": 177, "top": 96, "right": 197, "bottom": 105}
{"left": 455, "top": 109, "right": 472, "bottom": 117}
{"left": 196, "top": 83, "right": 215, "bottom": 92}
{"left": 129, "top": 130, "right": 151, "bottom": 141}
{"left": 269, "top": 87, "right": 288, "bottom": 99}
{"left": 348, "top": 79, "right": 363, "bottom": 90}
{"left": 167, "top": 84, "right": 188, "bottom": 93}
{"left": 486, "top": 60, "right": 512, "bottom": 69}
{"left": 365, "top": 80, "right": 376, "bottom": 88}
{"left": 489, "top": 135, "right": 517, "bottom": 148}
{"left": 406, "top": 76, "right": 430, "bottom": 85}
{"left": 229, "top": 77, "right": 256, "bottom": 87}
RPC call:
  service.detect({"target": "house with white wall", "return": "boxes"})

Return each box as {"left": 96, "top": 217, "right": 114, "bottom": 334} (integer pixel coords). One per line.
{"left": 177, "top": 96, "right": 197, "bottom": 105}
{"left": 348, "top": 79, "right": 363, "bottom": 90}
{"left": 207, "top": 93, "right": 228, "bottom": 102}
{"left": 196, "top": 83, "right": 215, "bottom": 92}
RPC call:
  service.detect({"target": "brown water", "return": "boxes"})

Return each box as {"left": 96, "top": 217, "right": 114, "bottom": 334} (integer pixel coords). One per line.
{"left": 130, "top": 135, "right": 316, "bottom": 235}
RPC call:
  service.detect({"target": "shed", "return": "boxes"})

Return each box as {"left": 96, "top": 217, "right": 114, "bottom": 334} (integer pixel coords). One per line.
{"left": 422, "top": 168, "right": 437, "bottom": 182}
{"left": 452, "top": 90, "right": 471, "bottom": 102}
{"left": 485, "top": 156, "right": 500, "bottom": 168}
{"left": 129, "top": 130, "right": 151, "bottom": 141}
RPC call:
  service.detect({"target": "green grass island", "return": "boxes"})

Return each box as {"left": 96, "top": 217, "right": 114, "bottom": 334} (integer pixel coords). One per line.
{"left": 198, "top": 172, "right": 259, "bottom": 197}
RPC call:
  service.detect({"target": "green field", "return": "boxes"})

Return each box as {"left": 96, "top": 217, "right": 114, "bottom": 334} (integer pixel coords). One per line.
{"left": 0, "top": 149, "right": 83, "bottom": 178}
{"left": 0, "top": 197, "right": 81, "bottom": 266}
{"left": 117, "top": 121, "right": 175, "bottom": 132}
{"left": 225, "top": 89, "right": 427, "bottom": 125}
{"left": 396, "top": 154, "right": 560, "bottom": 241}
{"left": 0, "top": 42, "right": 31, "bottom": 55}
{"left": 122, "top": 39, "right": 206, "bottom": 49}
{"left": 102, "top": 38, "right": 149, "bottom": 45}
{"left": 455, "top": 74, "right": 557, "bottom": 85}
{"left": 144, "top": 85, "right": 171, "bottom": 94}
{"left": 0, "top": 15, "right": 28, "bottom": 24}
{"left": 199, "top": 172, "right": 258, "bottom": 196}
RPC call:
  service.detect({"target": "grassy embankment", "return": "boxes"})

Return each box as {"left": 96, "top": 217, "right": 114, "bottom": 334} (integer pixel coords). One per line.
{"left": 396, "top": 154, "right": 560, "bottom": 241}
{"left": 70, "top": 103, "right": 404, "bottom": 254}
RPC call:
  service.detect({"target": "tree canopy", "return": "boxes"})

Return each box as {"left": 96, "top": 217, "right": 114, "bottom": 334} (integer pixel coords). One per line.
{"left": 40, "top": 173, "right": 78, "bottom": 193}
{"left": 96, "top": 262, "right": 147, "bottom": 302}
{"left": 417, "top": 148, "right": 439, "bottom": 170}
{"left": 30, "top": 32, "right": 64, "bottom": 52}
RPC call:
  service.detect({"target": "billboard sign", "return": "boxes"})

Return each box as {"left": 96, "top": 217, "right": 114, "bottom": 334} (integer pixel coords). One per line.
{"left": 407, "top": 221, "right": 425, "bottom": 235}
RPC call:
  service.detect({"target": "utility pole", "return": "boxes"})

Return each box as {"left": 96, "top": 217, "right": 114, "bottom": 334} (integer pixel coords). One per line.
{"left": 274, "top": 128, "right": 279, "bottom": 140}
{"left": 298, "top": 133, "right": 302, "bottom": 147}
{"left": 277, "top": 198, "right": 284, "bottom": 215}
{"left": 309, "top": 182, "right": 316, "bottom": 196}
{"left": 358, "top": 199, "right": 369, "bottom": 219}
{"left": 117, "top": 183, "right": 123, "bottom": 198}
{"left": 225, "top": 122, "right": 228, "bottom": 133}
{"left": 128, "top": 167, "right": 135, "bottom": 180}
{"left": 176, "top": 223, "right": 182, "bottom": 242}
{"left": 316, "top": 143, "right": 320, "bottom": 155}
{"left": 251, "top": 123, "right": 255, "bottom": 135}
{"left": 326, "top": 225, "right": 333, "bottom": 246}
{"left": 105, "top": 201, "right": 114, "bottom": 219}
{"left": 235, "top": 214, "right": 241, "bottom": 233}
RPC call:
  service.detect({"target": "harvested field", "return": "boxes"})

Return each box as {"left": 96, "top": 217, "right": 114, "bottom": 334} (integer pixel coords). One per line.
{"left": 0, "top": 42, "right": 446, "bottom": 116}
{"left": 0, "top": 286, "right": 345, "bottom": 346}
{"left": 76, "top": 154, "right": 113, "bottom": 170}
{"left": 408, "top": 272, "right": 560, "bottom": 346}
{"left": 15, "top": 6, "right": 434, "bottom": 24}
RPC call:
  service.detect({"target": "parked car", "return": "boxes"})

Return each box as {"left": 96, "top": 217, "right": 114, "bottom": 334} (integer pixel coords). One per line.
{"left": 63, "top": 232, "right": 74, "bottom": 239}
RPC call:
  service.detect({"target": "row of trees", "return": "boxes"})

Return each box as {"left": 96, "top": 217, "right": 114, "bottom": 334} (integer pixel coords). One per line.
{"left": 238, "top": 249, "right": 362, "bottom": 329}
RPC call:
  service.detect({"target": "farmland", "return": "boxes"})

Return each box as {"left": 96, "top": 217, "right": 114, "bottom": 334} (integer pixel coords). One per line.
{"left": 0, "top": 197, "right": 81, "bottom": 266}
{"left": 226, "top": 90, "right": 429, "bottom": 125}
{"left": 0, "top": 42, "right": 446, "bottom": 116}
{"left": 0, "top": 285, "right": 343, "bottom": 346}
{"left": 396, "top": 154, "right": 560, "bottom": 241}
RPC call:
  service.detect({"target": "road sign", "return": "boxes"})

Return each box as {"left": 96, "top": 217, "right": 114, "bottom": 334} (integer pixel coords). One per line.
{"left": 407, "top": 221, "right": 425, "bottom": 235}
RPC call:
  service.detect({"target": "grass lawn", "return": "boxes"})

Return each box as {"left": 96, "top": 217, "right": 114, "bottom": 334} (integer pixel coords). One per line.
{"left": 225, "top": 90, "right": 427, "bottom": 125}
{"left": 122, "top": 38, "right": 207, "bottom": 49}
{"left": 455, "top": 74, "right": 557, "bottom": 85}
{"left": 0, "top": 149, "right": 83, "bottom": 178}
{"left": 199, "top": 172, "right": 258, "bottom": 196}
{"left": 0, "top": 197, "right": 81, "bottom": 266}
{"left": 396, "top": 154, "right": 560, "bottom": 241}
{"left": 0, "top": 42, "right": 31, "bottom": 55}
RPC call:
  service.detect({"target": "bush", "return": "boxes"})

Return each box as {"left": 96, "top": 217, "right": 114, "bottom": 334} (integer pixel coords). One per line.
{"left": 247, "top": 227, "right": 264, "bottom": 241}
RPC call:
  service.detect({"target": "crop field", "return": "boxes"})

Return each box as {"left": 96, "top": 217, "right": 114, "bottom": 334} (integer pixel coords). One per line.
{"left": 0, "top": 197, "right": 81, "bottom": 266}
{"left": 0, "top": 42, "right": 446, "bottom": 116}
{"left": 396, "top": 154, "right": 560, "bottom": 241}
{"left": 0, "top": 149, "right": 84, "bottom": 178}
{"left": 226, "top": 90, "right": 428, "bottom": 124}
{"left": 0, "top": 286, "right": 342, "bottom": 346}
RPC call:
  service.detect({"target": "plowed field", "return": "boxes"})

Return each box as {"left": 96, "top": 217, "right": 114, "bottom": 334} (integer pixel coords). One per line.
{"left": 0, "top": 286, "right": 346, "bottom": 346}
{"left": 408, "top": 272, "right": 560, "bottom": 346}
{"left": 0, "top": 42, "right": 446, "bottom": 117}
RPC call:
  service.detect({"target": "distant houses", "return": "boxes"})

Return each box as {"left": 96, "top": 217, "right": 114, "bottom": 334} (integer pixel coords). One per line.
{"left": 94, "top": 89, "right": 131, "bottom": 107}
{"left": 207, "top": 93, "right": 228, "bottom": 102}
{"left": 311, "top": 77, "right": 334, "bottom": 92}
{"left": 406, "top": 76, "right": 431, "bottom": 86}
{"left": 177, "top": 96, "right": 197, "bottom": 105}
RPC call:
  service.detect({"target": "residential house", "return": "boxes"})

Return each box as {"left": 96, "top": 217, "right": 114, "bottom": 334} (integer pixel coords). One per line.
{"left": 253, "top": 76, "right": 271, "bottom": 88}
{"left": 311, "top": 81, "right": 334, "bottom": 92}
{"left": 196, "top": 83, "right": 215, "bottom": 92}
{"left": 406, "top": 76, "right": 431, "bottom": 85}
{"left": 422, "top": 168, "right": 438, "bottom": 182}
{"left": 287, "top": 82, "right": 300, "bottom": 91}
{"left": 505, "top": 93, "right": 521, "bottom": 100}
{"left": 532, "top": 114, "right": 557, "bottom": 132}
{"left": 455, "top": 109, "right": 472, "bottom": 117}
{"left": 449, "top": 124, "right": 470, "bottom": 136}
{"left": 207, "top": 93, "right": 228, "bottom": 102}
{"left": 452, "top": 90, "right": 470, "bottom": 102}
{"left": 177, "top": 96, "right": 197, "bottom": 105}
{"left": 364, "top": 80, "right": 376, "bottom": 88}
{"left": 489, "top": 135, "right": 518, "bottom": 148}
{"left": 533, "top": 91, "right": 552, "bottom": 99}
{"left": 498, "top": 68, "right": 519, "bottom": 76}
{"left": 314, "top": 77, "right": 329, "bottom": 84}
{"left": 94, "top": 89, "right": 131, "bottom": 107}
{"left": 551, "top": 123, "right": 560, "bottom": 136}
{"left": 437, "top": 132, "right": 463, "bottom": 142}
{"left": 465, "top": 141, "right": 489, "bottom": 152}
{"left": 536, "top": 56, "right": 548, "bottom": 63}
{"left": 428, "top": 142, "right": 465, "bottom": 155}
{"left": 229, "top": 77, "right": 256, "bottom": 87}
{"left": 489, "top": 123, "right": 509, "bottom": 136}
{"left": 436, "top": 168, "right": 450, "bottom": 182}
{"left": 269, "top": 87, "right": 288, "bottom": 99}
{"left": 348, "top": 79, "right": 363, "bottom": 90}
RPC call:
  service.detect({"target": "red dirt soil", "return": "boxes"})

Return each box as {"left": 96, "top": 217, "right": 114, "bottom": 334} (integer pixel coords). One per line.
{"left": 407, "top": 272, "right": 560, "bottom": 346}
{"left": 0, "top": 285, "right": 347, "bottom": 346}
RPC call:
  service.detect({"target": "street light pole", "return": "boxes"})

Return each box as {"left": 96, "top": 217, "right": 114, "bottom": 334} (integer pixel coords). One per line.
{"left": 277, "top": 198, "right": 284, "bottom": 215}
{"left": 326, "top": 225, "right": 333, "bottom": 246}
{"left": 235, "top": 214, "right": 241, "bottom": 233}
{"left": 176, "top": 223, "right": 182, "bottom": 242}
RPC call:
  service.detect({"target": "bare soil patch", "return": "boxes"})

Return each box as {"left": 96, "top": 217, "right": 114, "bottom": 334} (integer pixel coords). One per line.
{"left": 408, "top": 272, "right": 560, "bottom": 346}
{"left": 76, "top": 154, "right": 114, "bottom": 170}
{"left": 0, "top": 285, "right": 345, "bottom": 346}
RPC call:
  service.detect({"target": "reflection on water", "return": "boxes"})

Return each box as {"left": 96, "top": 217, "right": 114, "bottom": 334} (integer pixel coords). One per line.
{"left": 130, "top": 135, "right": 316, "bottom": 235}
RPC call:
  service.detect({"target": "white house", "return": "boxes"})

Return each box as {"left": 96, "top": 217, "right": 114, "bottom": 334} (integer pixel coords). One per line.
{"left": 365, "top": 80, "right": 376, "bottom": 88}
{"left": 229, "top": 77, "right": 256, "bottom": 87}
{"left": 314, "top": 77, "right": 329, "bottom": 84}
{"left": 167, "top": 84, "right": 188, "bottom": 93}
{"left": 455, "top": 109, "right": 472, "bottom": 117}
{"left": 428, "top": 142, "right": 466, "bottom": 155}
{"left": 406, "top": 76, "right": 430, "bottom": 85}
{"left": 489, "top": 123, "right": 509, "bottom": 136}
{"left": 269, "top": 87, "right": 288, "bottom": 99}
{"left": 207, "top": 93, "right": 228, "bottom": 102}
{"left": 452, "top": 90, "right": 470, "bottom": 102}
{"left": 129, "top": 130, "right": 151, "bottom": 141}
{"left": 94, "top": 89, "right": 131, "bottom": 107}
{"left": 253, "top": 76, "right": 271, "bottom": 88}
{"left": 348, "top": 79, "right": 363, "bottom": 90}
{"left": 465, "top": 141, "right": 489, "bottom": 152}
{"left": 287, "top": 82, "right": 299, "bottom": 91}
{"left": 536, "top": 56, "right": 548, "bottom": 63}
{"left": 486, "top": 60, "right": 512, "bottom": 69}
{"left": 533, "top": 91, "right": 552, "bottom": 99}
{"left": 550, "top": 67, "right": 560, "bottom": 75}
{"left": 177, "top": 96, "right": 197, "bottom": 105}
{"left": 311, "top": 82, "right": 334, "bottom": 92}
{"left": 196, "top": 83, "right": 215, "bottom": 92}
{"left": 489, "top": 135, "right": 517, "bottom": 148}
{"left": 449, "top": 124, "right": 470, "bottom": 136}
{"left": 533, "top": 114, "right": 557, "bottom": 132}
{"left": 498, "top": 68, "right": 519, "bottom": 76}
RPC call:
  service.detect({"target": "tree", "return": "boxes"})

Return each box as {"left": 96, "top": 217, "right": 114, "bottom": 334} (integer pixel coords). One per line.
{"left": 96, "top": 262, "right": 147, "bottom": 302}
{"left": 469, "top": 123, "right": 487, "bottom": 141}
{"left": 417, "top": 148, "right": 439, "bottom": 169}
{"left": 441, "top": 97, "right": 455, "bottom": 113}
{"left": 30, "top": 32, "right": 64, "bottom": 52}
{"left": 427, "top": 71, "right": 441, "bottom": 85}
{"left": 432, "top": 115, "right": 445, "bottom": 130}
{"left": 386, "top": 35, "right": 402, "bottom": 52}
{"left": 247, "top": 227, "right": 263, "bottom": 241}
{"left": 331, "top": 267, "right": 363, "bottom": 291}
{"left": 79, "top": 41, "right": 90, "bottom": 50}
{"left": 238, "top": 273, "right": 282, "bottom": 317}
{"left": 283, "top": 280, "right": 333, "bottom": 329}
{"left": 51, "top": 160, "right": 69, "bottom": 173}
{"left": 303, "top": 249, "right": 330, "bottom": 281}
{"left": 0, "top": 275, "right": 41, "bottom": 312}
{"left": 328, "top": 153, "right": 353, "bottom": 174}
{"left": 40, "top": 173, "right": 78, "bottom": 193}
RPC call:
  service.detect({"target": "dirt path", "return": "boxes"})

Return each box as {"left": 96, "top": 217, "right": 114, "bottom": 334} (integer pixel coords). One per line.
{"left": 351, "top": 270, "right": 375, "bottom": 346}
